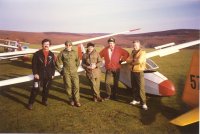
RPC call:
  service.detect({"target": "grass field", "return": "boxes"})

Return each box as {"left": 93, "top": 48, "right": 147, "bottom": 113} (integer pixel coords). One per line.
{"left": 0, "top": 48, "right": 199, "bottom": 133}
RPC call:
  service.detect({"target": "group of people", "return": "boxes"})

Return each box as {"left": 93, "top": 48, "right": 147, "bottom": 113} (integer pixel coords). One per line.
{"left": 28, "top": 38, "right": 148, "bottom": 110}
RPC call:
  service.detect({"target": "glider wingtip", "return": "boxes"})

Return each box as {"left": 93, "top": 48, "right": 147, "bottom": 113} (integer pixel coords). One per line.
{"left": 129, "top": 28, "right": 141, "bottom": 32}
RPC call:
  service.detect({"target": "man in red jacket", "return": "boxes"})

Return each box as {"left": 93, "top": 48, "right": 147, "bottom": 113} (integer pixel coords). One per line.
{"left": 100, "top": 38, "right": 129, "bottom": 100}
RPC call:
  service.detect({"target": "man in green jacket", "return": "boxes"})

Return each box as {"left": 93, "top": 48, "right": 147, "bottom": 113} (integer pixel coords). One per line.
{"left": 56, "top": 41, "right": 81, "bottom": 107}
{"left": 82, "top": 42, "right": 103, "bottom": 102}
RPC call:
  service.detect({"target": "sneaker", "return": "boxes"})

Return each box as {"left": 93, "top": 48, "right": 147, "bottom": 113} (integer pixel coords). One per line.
{"left": 93, "top": 97, "right": 98, "bottom": 102}
{"left": 69, "top": 101, "right": 75, "bottom": 106}
{"left": 142, "top": 104, "right": 148, "bottom": 110}
{"left": 130, "top": 100, "right": 140, "bottom": 105}
{"left": 104, "top": 95, "right": 110, "bottom": 100}
{"left": 75, "top": 102, "right": 81, "bottom": 107}
{"left": 27, "top": 104, "right": 33, "bottom": 110}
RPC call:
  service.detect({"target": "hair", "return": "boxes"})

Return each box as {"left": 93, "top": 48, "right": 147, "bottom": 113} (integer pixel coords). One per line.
{"left": 132, "top": 40, "right": 144, "bottom": 48}
{"left": 107, "top": 37, "right": 115, "bottom": 43}
{"left": 132, "top": 40, "right": 141, "bottom": 44}
{"left": 65, "top": 40, "right": 72, "bottom": 46}
{"left": 41, "top": 39, "right": 51, "bottom": 45}
{"left": 87, "top": 42, "right": 95, "bottom": 47}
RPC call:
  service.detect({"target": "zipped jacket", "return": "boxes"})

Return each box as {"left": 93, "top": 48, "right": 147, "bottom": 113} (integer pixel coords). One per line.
{"left": 126, "top": 49, "right": 146, "bottom": 72}
{"left": 56, "top": 49, "right": 80, "bottom": 75}
{"left": 82, "top": 49, "right": 102, "bottom": 79}
{"left": 32, "top": 49, "right": 56, "bottom": 80}
{"left": 99, "top": 46, "right": 129, "bottom": 70}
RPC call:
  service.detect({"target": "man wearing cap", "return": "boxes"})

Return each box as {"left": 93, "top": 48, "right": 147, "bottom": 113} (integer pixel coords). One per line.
{"left": 56, "top": 41, "right": 81, "bottom": 107}
{"left": 126, "top": 40, "right": 148, "bottom": 110}
{"left": 28, "top": 39, "right": 56, "bottom": 110}
{"left": 82, "top": 42, "right": 103, "bottom": 102}
{"left": 99, "top": 37, "right": 129, "bottom": 100}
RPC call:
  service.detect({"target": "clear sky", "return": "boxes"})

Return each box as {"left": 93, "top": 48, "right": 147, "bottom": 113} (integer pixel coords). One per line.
{"left": 0, "top": 0, "right": 199, "bottom": 33}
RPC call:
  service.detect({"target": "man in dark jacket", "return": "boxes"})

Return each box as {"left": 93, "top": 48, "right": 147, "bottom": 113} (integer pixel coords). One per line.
{"left": 28, "top": 39, "right": 56, "bottom": 110}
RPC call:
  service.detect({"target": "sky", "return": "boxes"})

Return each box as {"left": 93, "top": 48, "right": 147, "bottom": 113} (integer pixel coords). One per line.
{"left": 0, "top": 0, "right": 199, "bottom": 33}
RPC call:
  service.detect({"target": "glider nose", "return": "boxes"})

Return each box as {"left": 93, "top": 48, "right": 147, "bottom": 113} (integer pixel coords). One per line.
{"left": 159, "top": 80, "right": 176, "bottom": 96}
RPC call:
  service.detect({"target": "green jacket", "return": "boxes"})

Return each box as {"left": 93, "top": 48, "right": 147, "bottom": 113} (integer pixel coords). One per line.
{"left": 82, "top": 49, "right": 102, "bottom": 79}
{"left": 56, "top": 48, "right": 80, "bottom": 74}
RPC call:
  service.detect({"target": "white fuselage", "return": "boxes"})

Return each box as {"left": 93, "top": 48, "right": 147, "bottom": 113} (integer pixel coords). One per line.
{"left": 119, "top": 63, "right": 175, "bottom": 96}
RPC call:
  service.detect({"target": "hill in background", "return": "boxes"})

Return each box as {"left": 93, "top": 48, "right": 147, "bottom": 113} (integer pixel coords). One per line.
{"left": 0, "top": 29, "right": 199, "bottom": 48}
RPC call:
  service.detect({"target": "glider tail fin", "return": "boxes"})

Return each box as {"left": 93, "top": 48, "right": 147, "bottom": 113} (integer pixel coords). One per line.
{"left": 77, "top": 43, "right": 86, "bottom": 60}
{"left": 170, "top": 50, "right": 199, "bottom": 126}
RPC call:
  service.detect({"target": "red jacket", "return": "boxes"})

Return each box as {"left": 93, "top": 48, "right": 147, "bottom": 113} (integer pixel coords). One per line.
{"left": 99, "top": 46, "right": 129, "bottom": 70}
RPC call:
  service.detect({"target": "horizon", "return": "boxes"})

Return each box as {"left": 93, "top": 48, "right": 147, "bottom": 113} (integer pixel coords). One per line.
{"left": 0, "top": 28, "right": 199, "bottom": 35}
{"left": 0, "top": 0, "right": 199, "bottom": 33}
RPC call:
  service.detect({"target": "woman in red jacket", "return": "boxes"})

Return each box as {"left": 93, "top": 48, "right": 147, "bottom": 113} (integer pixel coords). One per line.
{"left": 100, "top": 37, "right": 129, "bottom": 100}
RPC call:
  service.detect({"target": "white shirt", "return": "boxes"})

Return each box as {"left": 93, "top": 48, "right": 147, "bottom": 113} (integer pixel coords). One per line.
{"left": 108, "top": 48, "right": 113, "bottom": 60}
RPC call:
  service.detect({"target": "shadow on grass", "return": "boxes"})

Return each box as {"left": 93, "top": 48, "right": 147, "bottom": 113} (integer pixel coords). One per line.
{"left": 0, "top": 73, "right": 28, "bottom": 81}
{"left": 51, "top": 76, "right": 97, "bottom": 104}
{"left": 9, "top": 60, "right": 31, "bottom": 69}
{"left": 179, "top": 122, "right": 199, "bottom": 134}
{"left": 139, "top": 95, "right": 181, "bottom": 125}
{"left": 0, "top": 80, "right": 68, "bottom": 108}
{"left": 51, "top": 77, "right": 93, "bottom": 101}
{"left": 0, "top": 60, "right": 12, "bottom": 64}
{"left": 0, "top": 82, "right": 34, "bottom": 107}
{"left": 176, "top": 74, "right": 189, "bottom": 111}
{"left": 80, "top": 87, "right": 94, "bottom": 102}
{"left": 51, "top": 80, "right": 66, "bottom": 94}
{"left": 0, "top": 88, "right": 29, "bottom": 107}
{"left": 79, "top": 75, "right": 131, "bottom": 103}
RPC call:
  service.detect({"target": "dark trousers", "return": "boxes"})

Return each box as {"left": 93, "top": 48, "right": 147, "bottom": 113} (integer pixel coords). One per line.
{"left": 29, "top": 79, "right": 52, "bottom": 105}
{"left": 105, "top": 69, "right": 120, "bottom": 97}
{"left": 131, "top": 72, "right": 146, "bottom": 104}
